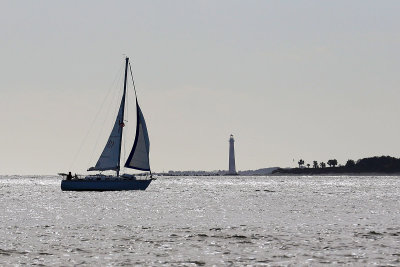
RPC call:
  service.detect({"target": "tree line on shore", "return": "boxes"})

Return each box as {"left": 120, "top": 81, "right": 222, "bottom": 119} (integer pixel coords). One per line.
{"left": 273, "top": 156, "right": 400, "bottom": 174}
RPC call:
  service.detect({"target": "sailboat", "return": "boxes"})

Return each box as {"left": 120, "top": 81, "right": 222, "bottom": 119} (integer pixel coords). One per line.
{"left": 61, "top": 57, "right": 154, "bottom": 191}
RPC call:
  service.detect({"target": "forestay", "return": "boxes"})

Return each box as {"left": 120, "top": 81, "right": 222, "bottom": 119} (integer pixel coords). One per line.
{"left": 125, "top": 100, "right": 151, "bottom": 171}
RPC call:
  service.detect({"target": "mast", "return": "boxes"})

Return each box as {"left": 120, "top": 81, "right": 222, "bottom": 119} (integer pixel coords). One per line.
{"left": 117, "top": 57, "right": 129, "bottom": 176}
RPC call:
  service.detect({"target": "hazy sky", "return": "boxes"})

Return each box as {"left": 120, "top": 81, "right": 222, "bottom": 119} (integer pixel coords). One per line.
{"left": 1, "top": 1, "right": 399, "bottom": 174}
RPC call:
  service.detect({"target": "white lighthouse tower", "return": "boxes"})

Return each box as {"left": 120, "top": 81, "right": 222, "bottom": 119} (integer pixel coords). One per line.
{"left": 228, "top": 134, "right": 237, "bottom": 175}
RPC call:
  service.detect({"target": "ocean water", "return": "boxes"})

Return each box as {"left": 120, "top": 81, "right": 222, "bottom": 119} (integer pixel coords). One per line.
{"left": 1, "top": 175, "right": 400, "bottom": 266}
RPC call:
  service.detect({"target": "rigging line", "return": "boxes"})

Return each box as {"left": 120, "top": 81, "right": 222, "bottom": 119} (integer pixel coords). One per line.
{"left": 120, "top": 80, "right": 127, "bottom": 173}
{"left": 90, "top": 73, "right": 123, "bottom": 165}
{"left": 89, "top": 62, "right": 125, "bottom": 166}
{"left": 69, "top": 60, "right": 124, "bottom": 171}
{"left": 123, "top": 128, "right": 126, "bottom": 172}
{"left": 123, "top": 71, "right": 129, "bottom": 168}
{"left": 128, "top": 62, "right": 138, "bottom": 99}
{"left": 125, "top": 67, "right": 129, "bottom": 124}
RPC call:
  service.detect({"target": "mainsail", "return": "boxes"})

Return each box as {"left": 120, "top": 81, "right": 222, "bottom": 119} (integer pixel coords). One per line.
{"left": 89, "top": 57, "right": 129, "bottom": 172}
{"left": 124, "top": 99, "right": 151, "bottom": 171}
{"left": 89, "top": 94, "right": 126, "bottom": 171}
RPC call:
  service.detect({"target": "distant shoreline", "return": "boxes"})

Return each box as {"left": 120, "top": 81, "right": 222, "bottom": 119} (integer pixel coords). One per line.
{"left": 272, "top": 156, "right": 400, "bottom": 176}
{"left": 155, "top": 172, "right": 400, "bottom": 177}
{"left": 269, "top": 172, "right": 400, "bottom": 177}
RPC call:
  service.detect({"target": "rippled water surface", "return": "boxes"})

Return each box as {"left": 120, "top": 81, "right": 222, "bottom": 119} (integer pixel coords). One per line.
{"left": 1, "top": 175, "right": 400, "bottom": 265}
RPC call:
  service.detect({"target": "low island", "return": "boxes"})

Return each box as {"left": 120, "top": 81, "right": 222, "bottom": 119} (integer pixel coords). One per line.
{"left": 273, "top": 156, "right": 400, "bottom": 175}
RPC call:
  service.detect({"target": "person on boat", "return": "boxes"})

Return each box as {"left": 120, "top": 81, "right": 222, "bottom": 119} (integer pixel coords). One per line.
{"left": 74, "top": 173, "right": 78, "bottom": 179}
{"left": 66, "top": 172, "right": 73, "bottom": 180}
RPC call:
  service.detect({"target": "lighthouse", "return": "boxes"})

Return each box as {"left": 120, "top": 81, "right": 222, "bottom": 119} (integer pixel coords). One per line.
{"left": 228, "top": 134, "right": 237, "bottom": 175}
